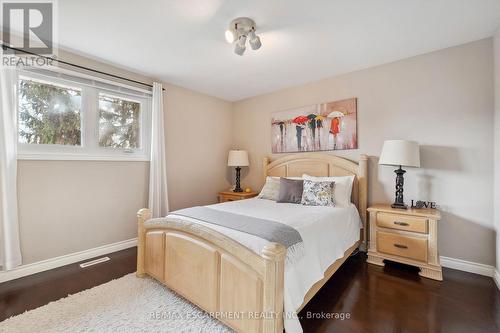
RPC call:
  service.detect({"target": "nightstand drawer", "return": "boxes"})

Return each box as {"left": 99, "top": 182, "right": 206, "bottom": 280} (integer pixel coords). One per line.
{"left": 219, "top": 195, "right": 243, "bottom": 202}
{"left": 377, "top": 231, "right": 428, "bottom": 262}
{"left": 377, "top": 212, "right": 428, "bottom": 233}
{"left": 218, "top": 191, "right": 258, "bottom": 203}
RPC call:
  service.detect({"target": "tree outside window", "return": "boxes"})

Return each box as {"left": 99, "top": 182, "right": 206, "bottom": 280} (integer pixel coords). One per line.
{"left": 18, "top": 79, "right": 82, "bottom": 145}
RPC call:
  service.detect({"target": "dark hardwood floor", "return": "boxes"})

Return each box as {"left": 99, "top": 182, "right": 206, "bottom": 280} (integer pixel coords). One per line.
{"left": 1, "top": 248, "right": 498, "bottom": 333}
{"left": 0, "top": 248, "right": 137, "bottom": 321}
{"left": 299, "top": 254, "right": 500, "bottom": 333}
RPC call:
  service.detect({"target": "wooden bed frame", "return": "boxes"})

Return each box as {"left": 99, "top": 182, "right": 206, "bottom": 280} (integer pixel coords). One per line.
{"left": 136, "top": 153, "right": 368, "bottom": 333}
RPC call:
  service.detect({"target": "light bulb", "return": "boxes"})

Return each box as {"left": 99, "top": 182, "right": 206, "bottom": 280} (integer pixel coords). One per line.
{"left": 248, "top": 30, "right": 261, "bottom": 50}
{"left": 225, "top": 30, "right": 235, "bottom": 43}
{"left": 234, "top": 35, "right": 247, "bottom": 55}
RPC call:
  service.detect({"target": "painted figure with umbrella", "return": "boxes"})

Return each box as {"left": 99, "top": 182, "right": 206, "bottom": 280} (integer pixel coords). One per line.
{"left": 315, "top": 115, "right": 324, "bottom": 149}
{"left": 327, "top": 110, "right": 345, "bottom": 149}
{"left": 306, "top": 114, "right": 317, "bottom": 150}
{"left": 272, "top": 119, "right": 287, "bottom": 152}
{"left": 293, "top": 115, "right": 308, "bottom": 151}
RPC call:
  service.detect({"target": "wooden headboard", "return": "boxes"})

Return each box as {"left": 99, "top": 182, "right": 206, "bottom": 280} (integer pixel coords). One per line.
{"left": 263, "top": 153, "right": 368, "bottom": 248}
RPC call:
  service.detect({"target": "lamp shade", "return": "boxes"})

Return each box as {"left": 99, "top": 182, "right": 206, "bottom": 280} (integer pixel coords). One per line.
{"left": 379, "top": 140, "right": 420, "bottom": 168}
{"left": 228, "top": 150, "right": 249, "bottom": 167}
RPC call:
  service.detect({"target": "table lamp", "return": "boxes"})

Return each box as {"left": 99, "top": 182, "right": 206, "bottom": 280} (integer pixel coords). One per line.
{"left": 228, "top": 150, "right": 249, "bottom": 192}
{"left": 379, "top": 140, "right": 420, "bottom": 209}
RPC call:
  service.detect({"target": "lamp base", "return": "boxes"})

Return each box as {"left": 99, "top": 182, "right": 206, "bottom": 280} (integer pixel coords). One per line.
{"left": 391, "top": 202, "right": 408, "bottom": 210}
{"left": 233, "top": 167, "right": 243, "bottom": 192}
{"left": 392, "top": 166, "right": 407, "bottom": 209}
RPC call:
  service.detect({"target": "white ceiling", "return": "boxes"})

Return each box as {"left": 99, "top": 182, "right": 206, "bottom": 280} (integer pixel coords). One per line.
{"left": 59, "top": 0, "right": 500, "bottom": 101}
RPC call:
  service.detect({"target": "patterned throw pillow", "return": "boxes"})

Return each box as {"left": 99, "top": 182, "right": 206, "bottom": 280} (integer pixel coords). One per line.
{"left": 257, "top": 177, "right": 281, "bottom": 201}
{"left": 301, "top": 180, "right": 336, "bottom": 206}
{"left": 302, "top": 174, "right": 354, "bottom": 207}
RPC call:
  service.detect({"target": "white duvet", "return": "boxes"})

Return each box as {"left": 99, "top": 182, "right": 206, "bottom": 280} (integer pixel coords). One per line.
{"left": 168, "top": 198, "right": 362, "bottom": 333}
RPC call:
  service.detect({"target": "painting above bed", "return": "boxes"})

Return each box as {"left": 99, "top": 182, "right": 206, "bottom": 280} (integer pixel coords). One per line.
{"left": 271, "top": 98, "right": 357, "bottom": 153}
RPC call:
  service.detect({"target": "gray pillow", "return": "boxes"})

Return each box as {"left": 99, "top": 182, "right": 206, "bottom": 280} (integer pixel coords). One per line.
{"left": 277, "top": 178, "right": 304, "bottom": 204}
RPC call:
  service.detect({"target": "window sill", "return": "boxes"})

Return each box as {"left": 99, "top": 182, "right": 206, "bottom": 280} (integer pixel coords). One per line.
{"left": 17, "top": 152, "right": 150, "bottom": 162}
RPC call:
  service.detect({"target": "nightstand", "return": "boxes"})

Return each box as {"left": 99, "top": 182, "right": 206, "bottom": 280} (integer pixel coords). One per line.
{"left": 218, "top": 191, "right": 258, "bottom": 203}
{"left": 367, "top": 204, "right": 442, "bottom": 281}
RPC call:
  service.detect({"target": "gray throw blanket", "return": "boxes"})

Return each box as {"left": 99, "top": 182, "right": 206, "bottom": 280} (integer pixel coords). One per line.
{"left": 170, "top": 206, "right": 304, "bottom": 262}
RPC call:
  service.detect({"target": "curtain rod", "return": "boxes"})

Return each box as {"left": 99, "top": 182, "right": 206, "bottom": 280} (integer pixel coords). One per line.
{"left": 1, "top": 44, "right": 164, "bottom": 91}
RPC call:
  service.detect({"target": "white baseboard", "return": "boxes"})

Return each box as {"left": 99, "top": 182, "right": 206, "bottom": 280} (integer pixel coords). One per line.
{"left": 440, "top": 256, "right": 496, "bottom": 277}
{"left": 0, "top": 238, "right": 137, "bottom": 283}
{"left": 494, "top": 270, "right": 500, "bottom": 290}
{"left": 440, "top": 256, "right": 499, "bottom": 290}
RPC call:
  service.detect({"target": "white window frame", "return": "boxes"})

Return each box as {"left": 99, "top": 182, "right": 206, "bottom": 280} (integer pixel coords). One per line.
{"left": 17, "top": 70, "right": 151, "bottom": 161}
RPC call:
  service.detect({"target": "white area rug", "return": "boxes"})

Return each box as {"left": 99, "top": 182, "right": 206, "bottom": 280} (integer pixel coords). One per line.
{"left": 0, "top": 273, "right": 233, "bottom": 333}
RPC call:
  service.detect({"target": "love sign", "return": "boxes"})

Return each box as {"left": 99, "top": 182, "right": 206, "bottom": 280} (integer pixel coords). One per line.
{"left": 411, "top": 200, "right": 437, "bottom": 209}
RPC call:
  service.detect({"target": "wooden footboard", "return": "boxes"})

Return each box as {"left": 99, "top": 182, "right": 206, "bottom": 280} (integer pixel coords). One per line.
{"left": 136, "top": 208, "right": 285, "bottom": 333}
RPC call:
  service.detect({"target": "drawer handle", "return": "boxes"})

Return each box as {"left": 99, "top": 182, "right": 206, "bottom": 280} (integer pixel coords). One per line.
{"left": 393, "top": 243, "right": 408, "bottom": 249}
{"left": 394, "top": 221, "right": 409, "bottom": 226}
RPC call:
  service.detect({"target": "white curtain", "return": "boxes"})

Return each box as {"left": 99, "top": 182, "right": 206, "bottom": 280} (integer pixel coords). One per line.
{"left": 0, "top": 67, "right": 22, "bottom": 270}
{"left": 148, "top": 82, "right": 169, "bottom": 218}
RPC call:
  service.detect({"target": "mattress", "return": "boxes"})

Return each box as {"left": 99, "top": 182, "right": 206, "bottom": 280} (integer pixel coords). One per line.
{"left": 168, "top": 198, "right": 362, "bottom": 333}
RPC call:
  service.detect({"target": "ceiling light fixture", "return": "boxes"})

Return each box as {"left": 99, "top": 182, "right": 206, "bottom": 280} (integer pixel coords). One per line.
{"left": 225, "top": 17, "right": 262, "bottom": 56}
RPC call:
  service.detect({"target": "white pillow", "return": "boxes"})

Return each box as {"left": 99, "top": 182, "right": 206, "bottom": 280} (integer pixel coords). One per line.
{"left": 258, "top": 176, "right": 303, "bottom": 201}
{"left": 302, "top": 174, "right": 355, "bottom": 207}
{"left": 257, "top": 177, "right": 281, "bottom": 200}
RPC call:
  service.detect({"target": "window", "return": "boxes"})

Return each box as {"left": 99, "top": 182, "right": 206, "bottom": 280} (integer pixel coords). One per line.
{"left": 98, "top": 94, "right": 141, "bottom": 149}
{"left": 17, "top": 70, "right": 151, "bottom": 161}
{"left": 19, "top": 79, "right": 82, "bottom": 146}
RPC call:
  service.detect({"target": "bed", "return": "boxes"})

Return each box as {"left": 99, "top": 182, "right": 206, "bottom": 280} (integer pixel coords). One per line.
{"left": 136, "top": 153, "right": 368, "bottom": 333}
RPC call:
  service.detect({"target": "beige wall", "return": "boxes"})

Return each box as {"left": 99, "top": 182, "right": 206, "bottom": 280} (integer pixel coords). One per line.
{"left": 163, "top": 84, "right": 233, "bottom": 211}
{"left": 232, "top": 39, "right": 495, "bottom": 265}
{"left": 17, "top": 50, "right": 233, "bottom": 264}
{"left": 494, "top": 27, "right": 500, "bottom": 271}
{"left": 17, "top": 161, "right": 149, "bottom": 263}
